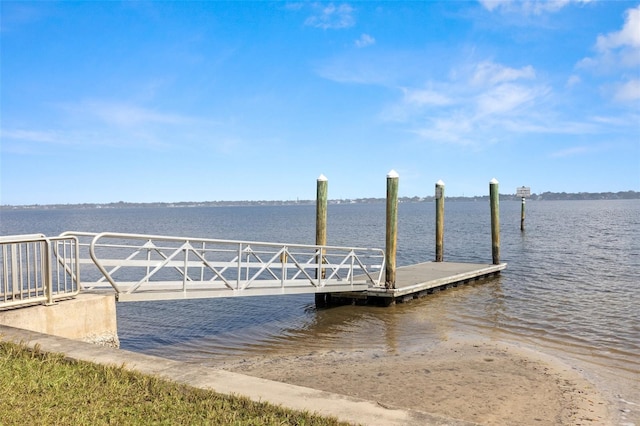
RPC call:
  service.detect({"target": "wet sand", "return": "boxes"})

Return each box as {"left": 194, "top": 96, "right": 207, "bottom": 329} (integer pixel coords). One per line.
{"left": 221, "top": 337, "right": 622, "bottom": 426}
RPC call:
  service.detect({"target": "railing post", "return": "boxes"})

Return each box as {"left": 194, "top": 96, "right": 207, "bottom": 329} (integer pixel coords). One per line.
{"left": 385, "top": 170, "right": 399, "bottom": 289}
{"left": 490, "top": 178, "right": 500, "bottom": 265}
{"left": 10, "top": 244, "right": 19, "bottom": 301}
{"left": 237, "top": 243, "right": 243, "bottom": 290}
{"left": 315, "top": 174, "right": 329, "bottom": 307}
{"left": 44, "top": 239, "right": 54, "bottom": 305}
{"left": 183, "top": 247, "right": 189, "bottom": 293}
{"left": 435, "top": 180, "right": 445, "bottom": 262}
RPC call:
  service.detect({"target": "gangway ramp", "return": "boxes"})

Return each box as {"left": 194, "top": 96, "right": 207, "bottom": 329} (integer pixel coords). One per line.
{"left": 60, "top": 232, "right": 385, "bottom": 302}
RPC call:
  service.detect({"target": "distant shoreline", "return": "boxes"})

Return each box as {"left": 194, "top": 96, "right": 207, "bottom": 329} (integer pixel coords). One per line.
{"left": 1, "top": 190, "right": 638, "bottom": 210}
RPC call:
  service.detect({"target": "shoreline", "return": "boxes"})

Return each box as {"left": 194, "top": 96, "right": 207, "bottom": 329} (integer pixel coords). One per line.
{"left": 220, "top": 335, "right": 631, "bottom": 426}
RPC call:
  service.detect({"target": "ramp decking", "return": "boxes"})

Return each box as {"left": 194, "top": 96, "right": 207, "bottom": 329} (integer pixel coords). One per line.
{"left": 336, "top": 261, "right": 506, "bottom": 305}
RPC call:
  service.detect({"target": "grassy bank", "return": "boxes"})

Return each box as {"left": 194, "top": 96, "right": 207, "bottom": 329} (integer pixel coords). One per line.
{"left": 0, "top": 341, "right": 350, "bottom": 425}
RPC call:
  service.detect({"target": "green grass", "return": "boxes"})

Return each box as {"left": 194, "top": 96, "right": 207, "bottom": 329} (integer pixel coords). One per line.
{"left": 0, "top": 341, "right": 351, "bottom": 425}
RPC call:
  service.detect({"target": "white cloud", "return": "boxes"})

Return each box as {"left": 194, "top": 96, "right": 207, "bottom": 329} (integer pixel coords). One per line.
{"left": 355, "top": 33, "right": 375, "bottom": 48}
{"left": 412, "top": 115, "right": 476, "bottom": 146}
{"left": 591, "top": 114, "right": 637, "bottom": 126}
{"left": 305, "top": 3, "right": 355, "bottom": 29}
{"left": 579, "top": 6, "right": 640, "bottom": 70}
{"left": 477, "top": 0, "right": 505, "bottom": 12}
{"left": 595, "top": 5, "right": 640, "bottom": 51}
{"left": 381, "top": 87, "right": 454, "bottom": 122}
{"left": 613, "top": 78, "right": 640, "bottom": 102}
{"left": 577, "top": 5, "right": 640, "bottom": 104}
{"left": 82, "top": 101, "right": 193, "bottom": 127}
{"left": 402, "top": 88, "right": 453, "bottom": 106}
{"left": 0, "top": 129, "right": 59, "bottom": 143}
{"left": 588, "top": 5, "right": 640, "bottom": 70}
{"left": 471, "top": 61, "right": 535, "bottom": 86}
{"left": 566, "top": 74, "right": 581, "bottom": 87}
{"left": 0, "top": 100, "right": 224, "bottom": 153}
{"left": 284, "top": 3, "right": 305, "bottom": 11}
{"left": 550, "top": 146, "right": 590, "bottom": 158}
{"left": 59, "top": 100, "right": 198, "bottom": 128}
{"left": 479, "top": 0, "right": 590, "bottom": 15}
{"left": 316, "top": 54, "right": 398, "bottom": 85}
{"left": 476, "top": 83, "right": 543, "bottom": 116}
{"left": 378, "top": 59, "right": 564, "bottom": 146}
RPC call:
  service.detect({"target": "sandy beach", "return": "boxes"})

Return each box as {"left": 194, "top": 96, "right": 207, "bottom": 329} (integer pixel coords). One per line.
{"left": 221, "top": 336, "right": 633, "bottom": 426}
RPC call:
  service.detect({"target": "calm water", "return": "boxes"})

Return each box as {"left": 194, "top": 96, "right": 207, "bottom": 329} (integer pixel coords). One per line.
{"left": 1, "top": 200, "right": 638, "bottom": 381}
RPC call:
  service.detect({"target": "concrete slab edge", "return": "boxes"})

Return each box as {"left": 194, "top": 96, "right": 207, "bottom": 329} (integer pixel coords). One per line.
{"left": 0, "top": 324, "right": 477, "bottom": 426}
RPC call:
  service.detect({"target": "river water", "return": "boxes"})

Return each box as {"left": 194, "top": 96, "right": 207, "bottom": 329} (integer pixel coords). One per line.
{"left": 1, "top": 200, "right": 638, "bottom": 390}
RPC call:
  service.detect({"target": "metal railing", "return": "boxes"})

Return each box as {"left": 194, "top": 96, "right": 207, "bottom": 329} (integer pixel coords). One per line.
{"left": 0, "top": 234, "right": 80, "bottom": 310}
{"left": 60, "top": 231, "right": 385, "bottom": 302}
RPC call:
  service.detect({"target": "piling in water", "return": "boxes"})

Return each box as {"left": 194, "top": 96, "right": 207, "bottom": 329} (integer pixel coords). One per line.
{"left": 435, "top": 180, "right": 445, "bottom": 262}
{"left": 521, "top": 197, "right": 526, "bottom": 231}
{"left": 316, "top": 174, "right": 328, "bottom": 247}
{"left": 490, "top": 178, "right": 500, "bottom": 265}
{"left": 315, "top": 174, "right": 328, "bottom": 307}
{"left": 385, "top": 170, "right": 399, "bottom": 289}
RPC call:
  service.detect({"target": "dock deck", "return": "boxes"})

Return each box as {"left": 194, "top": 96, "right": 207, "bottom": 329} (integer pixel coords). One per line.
{"left": 338, "top": 261, "right": 507, "bottom": 305}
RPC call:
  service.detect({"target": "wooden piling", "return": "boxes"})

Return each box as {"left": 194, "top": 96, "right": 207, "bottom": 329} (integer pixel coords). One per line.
{"left": 385, "top": 170, "right": 399, "bottom": 289}
{"left": 315, "top": 174, "right": 328, "bottom": 307}
{"left": 520, "top": 197, "right": 526, "bottom": 231}
{"left": 489, "top": 178, "right": 500, "bottom": 265}
{"left": 435, "top": 180, "right": 445, "bottom": 262}
{"left": 316, "top": 174, "right": 328, "bottom": 247}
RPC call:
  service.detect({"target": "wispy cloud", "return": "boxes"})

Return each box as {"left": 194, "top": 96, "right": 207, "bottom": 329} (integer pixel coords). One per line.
{"left": 566, "top": 74, "right": 581, "bottom": 87}
{"left": 411, "top": 115, "right": 476, "bottom": 146}
{"left": 1, "top": 100, "right": 224, "bottom": 154}
{"left": 613, "top": 78, "right": 640, "bottom": 102}
{"left": 549, "top": 145, "right": 591, "bottom": 158}
{"left": 478, "top": 0, "right": 591, "bottom": 15}
{"left": 0, "top": 3, "right": 49, "bottom": 32}
{"left": 355, "top": 33, "right": 375, "bottom": 48}
{"left": 385, "top": 61, "right": 553, "bottom": 145}
{"left": 477, "top": 0, "right": 507, "bottom": 12}
{"left": 402, "top": 88, "right": 453, "bottom": 107}
{"left": 78, "top": 101, "right": 195, "bottom": 127}
{"left": 471, "top": 61, "right": 535, "bottom": 86}
{"left": 591, "top": 114, "right": 639, "bottom": 127}
{"left": 0, "top": 129, "right": 60, "bottom": 144}
{"left": 476, "top": 83, "right": 545, "bottom": 116}
{"left": 304, "top": 3, "right": 355, "bottom": 29}
{"left": 316, "top": 54, "right": 396, "bottom": 85}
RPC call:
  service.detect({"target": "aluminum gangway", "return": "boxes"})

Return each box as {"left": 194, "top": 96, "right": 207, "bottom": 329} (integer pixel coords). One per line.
{"left": 58, "top": 232, "right": 385, "bottom": 302}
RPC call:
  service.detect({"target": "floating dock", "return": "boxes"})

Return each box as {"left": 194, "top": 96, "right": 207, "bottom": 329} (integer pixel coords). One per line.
{"left": 330, "top": 261, "right": 507, "bottom": 306}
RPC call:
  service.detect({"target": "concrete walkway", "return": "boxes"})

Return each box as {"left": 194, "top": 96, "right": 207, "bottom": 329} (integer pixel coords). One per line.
{"left": 0, "top": 325, "right": 477, "bottom": 426}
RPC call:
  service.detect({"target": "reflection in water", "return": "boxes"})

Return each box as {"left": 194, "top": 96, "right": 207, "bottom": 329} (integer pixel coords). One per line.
{"left": 134, "top": 276, "right": 505, "bottom": 367}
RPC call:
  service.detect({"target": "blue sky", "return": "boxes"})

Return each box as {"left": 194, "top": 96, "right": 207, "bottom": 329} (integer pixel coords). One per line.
{"left": 1, "top": 1, "right": 639, "bottom": 205}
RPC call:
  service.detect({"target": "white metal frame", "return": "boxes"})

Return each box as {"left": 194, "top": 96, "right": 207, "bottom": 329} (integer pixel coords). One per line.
{"left": 60, "top": 232, "right": 385, "bottom": 302}
{"left": 0, "top": 234, "right": 80, "bottom": 310}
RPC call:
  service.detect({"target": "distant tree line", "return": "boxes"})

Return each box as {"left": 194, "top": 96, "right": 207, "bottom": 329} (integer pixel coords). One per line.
{"left": 526, "top": 190, "right": 639, "bottom": 201}
{"left": 1, "top": 190, "right": 638, "bottom": 210}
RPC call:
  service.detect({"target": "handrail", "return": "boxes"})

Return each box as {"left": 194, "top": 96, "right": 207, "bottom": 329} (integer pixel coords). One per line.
{"left": 0, "top": 234, "right": 80, "bottom": 310}
{"left": 60, "top": 231, "right": 385, "bottom": 302}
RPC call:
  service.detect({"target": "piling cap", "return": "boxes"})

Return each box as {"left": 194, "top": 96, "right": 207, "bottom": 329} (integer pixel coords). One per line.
{"left": 387, "top": 169, "right": 399, "bottom": 178}
{"left": 436, "top": 179, "right": 445, "bottom": 186}
{"left": 490, "top": 178, "right": 499, "bottom": 184}
{"left": 317, "top": 174, "right": 328, "bottom": 181}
